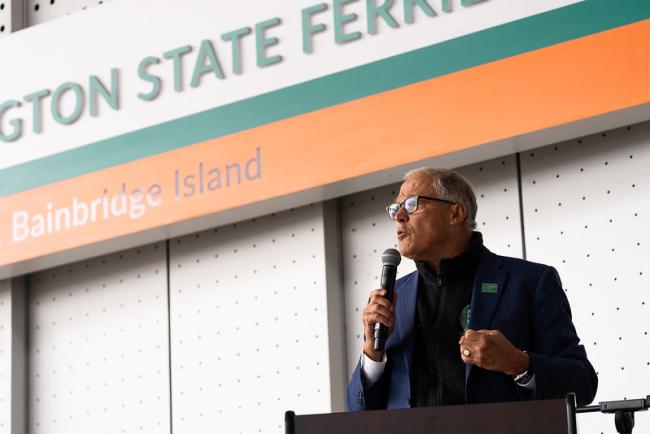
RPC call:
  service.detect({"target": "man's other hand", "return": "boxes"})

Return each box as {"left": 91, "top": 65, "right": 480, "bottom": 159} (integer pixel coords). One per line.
{"left": 459, "top": 329, "right": 529, "bottom": 376}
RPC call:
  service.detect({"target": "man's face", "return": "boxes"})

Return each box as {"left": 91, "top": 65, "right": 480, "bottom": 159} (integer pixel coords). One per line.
{"left": 394, "top": 174, "right": 453, "bottom": 262}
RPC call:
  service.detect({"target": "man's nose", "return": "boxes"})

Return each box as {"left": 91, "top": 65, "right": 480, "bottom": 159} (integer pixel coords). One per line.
{"left": 395, "top": 205, "right": 408, "bottom": 222}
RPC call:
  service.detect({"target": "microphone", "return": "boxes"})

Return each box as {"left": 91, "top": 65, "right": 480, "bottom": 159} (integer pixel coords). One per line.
{"left": 373, "top": 248, "right": 401, "bottom": 352}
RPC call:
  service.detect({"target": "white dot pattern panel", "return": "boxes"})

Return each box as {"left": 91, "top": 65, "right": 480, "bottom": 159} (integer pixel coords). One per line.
{"left": 521, "top": 123, "right": 650, "bottom": 433}
{"left": 340, "top": 156, "right": 523, "bottom": 375}
{"left": 27, "top": 0, "right": 111, "bottom": 26}
{"left": 0, "top": 1, "right": 10, "bottom": 36}
{"left": 0, "top": 280, "right": 10, "bottom": 434}
{"left": 169, "top": 204, "right": 332, "bottom": 434}
{"left": 27, "top": 243, "right": 170, "bottom": 434}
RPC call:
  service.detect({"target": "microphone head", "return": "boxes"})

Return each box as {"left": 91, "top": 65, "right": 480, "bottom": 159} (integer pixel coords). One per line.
{"left": 381, "top": 248, "right": 401, "bottom": 267}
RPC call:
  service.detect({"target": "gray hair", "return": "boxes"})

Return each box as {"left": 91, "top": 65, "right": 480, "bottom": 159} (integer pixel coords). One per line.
{"left": 403, "top": 167, "right": 478, "bottom": 230}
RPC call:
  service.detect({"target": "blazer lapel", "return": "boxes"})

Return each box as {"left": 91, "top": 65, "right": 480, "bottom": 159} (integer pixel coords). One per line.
{"left": 396, "top": 272, "right": 418, "bottom": 391}
{"left": 465, "top": 248, "right": 510, "bottom": 383}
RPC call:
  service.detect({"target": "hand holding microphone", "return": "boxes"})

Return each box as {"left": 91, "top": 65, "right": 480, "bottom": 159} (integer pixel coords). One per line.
{"left": 362, "top": 248, "right": 401, "bottom": 361}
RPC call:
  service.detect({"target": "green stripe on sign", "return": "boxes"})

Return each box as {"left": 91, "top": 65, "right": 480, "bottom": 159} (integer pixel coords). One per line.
{"left": 1, "top": 0, "right": 649, "bottom": 197}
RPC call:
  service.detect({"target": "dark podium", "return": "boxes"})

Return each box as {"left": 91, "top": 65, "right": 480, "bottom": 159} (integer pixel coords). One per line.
{"left": 286, "top": 396, "right": 577, "bottom": 434}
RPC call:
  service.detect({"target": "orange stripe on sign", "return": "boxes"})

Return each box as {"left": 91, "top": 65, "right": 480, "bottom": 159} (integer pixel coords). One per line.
{"left": 1, "top": 19, "right": 650, "bottom": 266}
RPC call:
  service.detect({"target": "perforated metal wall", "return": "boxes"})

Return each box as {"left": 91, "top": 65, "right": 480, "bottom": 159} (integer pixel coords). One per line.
{"left": 169, "top": 204, "right": 336, "bottom": 434}
{"left": 341, "top": 155, "right": 524, "bottom": 375}
{"left": 521, "top": 122, "right": 650, "bottom": 434}
{"left": 0, "top": 280, "right": 10, "bottom": 434}
{"left": 27, "top": 242, "right": 170, "bottom": 434}
{"left": 0, "top": 1, "right": 11, "bottom": 36}
{"left": 26, "top": 0, "right": 111, "bottom": 25}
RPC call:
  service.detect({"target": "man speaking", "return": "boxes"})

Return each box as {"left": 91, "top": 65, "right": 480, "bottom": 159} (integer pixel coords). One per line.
{"left": 347, "top": 168, "right": 597, "bottom": 410}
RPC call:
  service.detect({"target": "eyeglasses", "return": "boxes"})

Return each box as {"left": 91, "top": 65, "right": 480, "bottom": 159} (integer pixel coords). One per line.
{"left": 386, "top": 195, "right": 456, "bottom": 220}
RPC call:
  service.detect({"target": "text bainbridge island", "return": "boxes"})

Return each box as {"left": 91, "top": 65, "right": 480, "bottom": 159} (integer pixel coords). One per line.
{"left": 11, "top": 147, "right": 262, "bottom": 243}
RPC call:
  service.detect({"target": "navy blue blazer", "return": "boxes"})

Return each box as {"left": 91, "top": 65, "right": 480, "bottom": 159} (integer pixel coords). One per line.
{"left": 347, "top": 246, "right": 598, "bottom": 410}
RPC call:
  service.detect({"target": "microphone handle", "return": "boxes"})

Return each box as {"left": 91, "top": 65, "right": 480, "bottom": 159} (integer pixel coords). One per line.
{"left": 373, "top": 264, "right": 397, "bottom": 352}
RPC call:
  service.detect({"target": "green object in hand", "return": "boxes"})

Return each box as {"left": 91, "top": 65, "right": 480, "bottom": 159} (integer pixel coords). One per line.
{"left": 459, "top": 304, "right": 471, "bottom": 331}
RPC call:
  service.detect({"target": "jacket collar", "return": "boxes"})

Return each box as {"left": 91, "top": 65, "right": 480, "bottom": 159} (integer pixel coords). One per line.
{"left": 415, "top": 232, "right": 484, "bottom": 284}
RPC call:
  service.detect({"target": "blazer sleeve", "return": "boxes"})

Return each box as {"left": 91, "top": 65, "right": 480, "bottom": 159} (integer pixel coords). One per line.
{"left": 346, "top": 356, "right": 390, "bottom": 411}
{"left": 527, "top": 266, "right": 598, "bottom": 406}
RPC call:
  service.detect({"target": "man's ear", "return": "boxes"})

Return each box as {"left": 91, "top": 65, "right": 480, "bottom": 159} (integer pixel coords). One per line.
{"left": 449, "top": 203, "right": 468, "bottom": 226}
